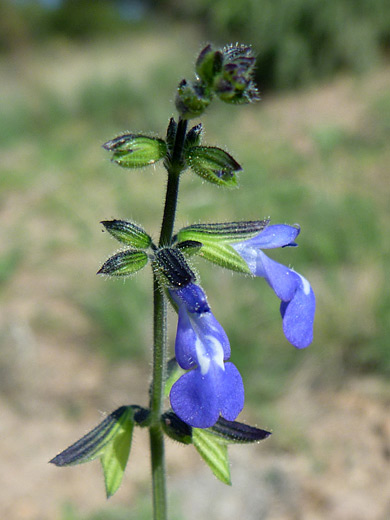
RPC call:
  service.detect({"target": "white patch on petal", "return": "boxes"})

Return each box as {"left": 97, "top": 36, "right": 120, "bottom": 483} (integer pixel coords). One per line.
{"left": 195, "top": 336, "right": 211, "bottom": 375}
{"left": 297, "top": 272, "right": 311, "bottom": 295}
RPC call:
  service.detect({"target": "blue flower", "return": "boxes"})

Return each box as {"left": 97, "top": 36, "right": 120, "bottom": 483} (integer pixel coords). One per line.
{"left": 169, "top": 283, "right": 244, "bottom": 428}
{"left": 232, "top": 224, "right": 315, "bottom": 349}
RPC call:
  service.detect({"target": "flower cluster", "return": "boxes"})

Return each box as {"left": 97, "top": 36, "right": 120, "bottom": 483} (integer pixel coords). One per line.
{"left": 169, "top": 222, "right": 315, "bottom": 427}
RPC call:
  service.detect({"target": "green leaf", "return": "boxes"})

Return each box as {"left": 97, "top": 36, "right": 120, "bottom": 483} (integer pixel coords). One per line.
{"left": 185, "top": 146, "right": 241, "bottom": 187}
{"left": 103, "top": 134, "right": 167, "bottom": 168}
{"left": 97, "top": 250, "right": 149, "bottom": 277}
{"left": 49, "top": 406, "right": 134, "bottom": 468}
{"left": 101, "top": 411, "right": 135, "bottom": 498}
{"left": 192, "top": 428, "right": 231, "bottom": 485}
{"left": 101, "top": 220, "right": 152, "bottom": 249}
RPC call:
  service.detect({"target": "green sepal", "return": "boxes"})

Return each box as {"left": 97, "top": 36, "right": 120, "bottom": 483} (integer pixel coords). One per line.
{"left": 196, "top": 44, "right": 223, "bottom": 86}
{"left": 153, "top": 247, "right": 196, "bottom": 288}
{"left": 192, "top": 427, "right": 231, "bottom": 485}
{"left": 185, "top": 146, "right": 241, "bottom": 187}
{"left": 98, "top": 250, "right": 149, "bottom": 277}
{"left": 101, "top": 220, "right": 152, "bottom": 249}
{"left": 175, "top": 220, "right": 270, "bottom": 273}
{"left": 103, "top": 134, "right": 167, "bottom": 168}
{"left": 176, "top": 220, "right": 269, "bottom": 243}
{"left": 208, "top": 417, "right": 271, "bottom": 445}
{"left": 161, "top": 411, "right": 192, "bottom": 445}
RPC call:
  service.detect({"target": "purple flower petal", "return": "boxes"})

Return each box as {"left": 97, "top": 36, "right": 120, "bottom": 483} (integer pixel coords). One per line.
{"left": 280, "top": 274, "right": 315, "bottom": 349}
{"left": 234, "top": 224, "right": 300, "bottom": 250}
{"left": 170, "top": 361, "right": 244, "bottom": 428}
{"left": 170, "top": 283, "right": 231, "bottom": 369}
{"left": 231, "top": 224, "right": 315, "bottom": 348}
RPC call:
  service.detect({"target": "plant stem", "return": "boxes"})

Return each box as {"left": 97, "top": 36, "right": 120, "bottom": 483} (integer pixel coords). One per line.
{"left": 149, "top": 117, "right": 188, "bottom": 520}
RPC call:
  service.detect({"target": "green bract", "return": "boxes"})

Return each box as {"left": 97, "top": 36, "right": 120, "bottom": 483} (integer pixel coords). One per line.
{"left": 175, "top": 220, "right": 269, "bottom": 273}
{"left": 185, "top": 146, "right": 241, "bottom": 187}
{"left": 103, "top": 134, "right": 167, "bottom": 168}
{"left": 192, "top": 427, "right": 231, "bottom": 485}
{"left": 98, "top": 250, "right": 149, "bottom": 276}
{"left": 101, "top": 220, "right": 152, "bottom": 249}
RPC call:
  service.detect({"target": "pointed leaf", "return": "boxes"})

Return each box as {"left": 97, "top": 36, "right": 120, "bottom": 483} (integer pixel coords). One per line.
{"left": 185, "top": 146, "right": 241, "bottom": 187}
{"left": 192, "top": 428, "right": 231, "bottom": 485}
{"left": 103, "top": 134, "right": 167, "bottom": 168}
{"left": 50, "top": 406, "right": 134, "bottom": 467}
{"left": 101, "top": 412, "right": 135, "bottom": 498}
{"left": 101, "top": 220, "right": 152, "bottom": 249}
{"left": 98, "top": 250, "right": 148, "bottom": 277}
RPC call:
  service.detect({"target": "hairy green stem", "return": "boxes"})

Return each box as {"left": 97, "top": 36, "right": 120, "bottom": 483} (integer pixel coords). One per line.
{"left": 149, "top": 117, "right": 188, "bottom": 520}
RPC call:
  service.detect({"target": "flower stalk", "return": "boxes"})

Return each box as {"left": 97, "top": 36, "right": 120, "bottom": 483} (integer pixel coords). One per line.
{"left": 149, "top": 117, "right": 188, "bottom": 520}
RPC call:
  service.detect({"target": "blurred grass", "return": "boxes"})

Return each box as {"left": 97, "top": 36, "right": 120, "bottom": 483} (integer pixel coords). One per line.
{"left": 1, "top": 30, "right": 389, "bottom": 410}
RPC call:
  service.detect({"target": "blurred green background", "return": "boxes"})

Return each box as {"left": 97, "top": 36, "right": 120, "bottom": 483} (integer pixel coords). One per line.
{"left": 1, "top": 1, "right": 390, "bottom": 519}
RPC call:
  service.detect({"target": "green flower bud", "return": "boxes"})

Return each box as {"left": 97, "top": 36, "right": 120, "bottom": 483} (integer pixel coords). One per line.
{"left": 103, "top": 134, "right": 167, "bottom": 168}
{"left": 98, "top": 250, "right": 149, "bottom": 277}
{"left": 175, "top": 79, "right": 212, "bottom": 120}
{"left": 101, "top": 220, "right": 152, "bottom": 249}
{"left": 185, "top": 146, "right": 241, "bottom": 187}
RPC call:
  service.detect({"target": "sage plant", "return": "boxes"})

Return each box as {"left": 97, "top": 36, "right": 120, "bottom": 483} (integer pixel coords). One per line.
{"left": 50, "top": 44, "right": 315, "bottom": 519}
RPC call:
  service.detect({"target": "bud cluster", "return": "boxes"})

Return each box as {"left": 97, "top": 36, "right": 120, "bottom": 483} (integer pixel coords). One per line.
{"left": 176, "top": 43, "right": 260, "bottom": 119}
